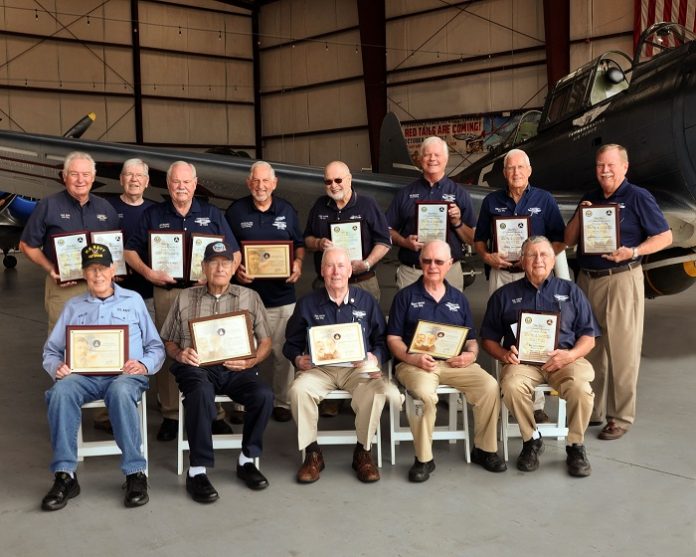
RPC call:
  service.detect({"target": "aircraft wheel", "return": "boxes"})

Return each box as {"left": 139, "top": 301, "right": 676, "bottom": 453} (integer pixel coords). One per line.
{"left": 3, "top": 255, "right": 17, "bottom": 268}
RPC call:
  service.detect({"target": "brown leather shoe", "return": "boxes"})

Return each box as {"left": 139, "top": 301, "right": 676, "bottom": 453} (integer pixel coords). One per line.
{"left": 297, "top": 450, "right": 324, "bottom": 483}
{"left": 352, "top": 446, "right": 380, "bottom": 483}
{"left": 598, "top": 420, "right": 627, "bottom": 440}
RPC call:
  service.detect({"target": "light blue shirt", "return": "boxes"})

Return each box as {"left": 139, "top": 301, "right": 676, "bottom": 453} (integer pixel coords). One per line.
{"left": 43, "top": 284, "right": 165, "bottom": 380}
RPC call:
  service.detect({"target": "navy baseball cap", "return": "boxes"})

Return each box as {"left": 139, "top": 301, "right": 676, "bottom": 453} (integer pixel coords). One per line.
{"left": 81, "top": 243, "right": 113, "bottom": 268}
{"left": 203, "top": 241, "right": 234, "bottom": 262}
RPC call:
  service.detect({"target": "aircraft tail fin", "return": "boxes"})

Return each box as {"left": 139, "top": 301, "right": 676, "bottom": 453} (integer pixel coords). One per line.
{"left": 377, "top": 112, "right": 420, "bottom": 176}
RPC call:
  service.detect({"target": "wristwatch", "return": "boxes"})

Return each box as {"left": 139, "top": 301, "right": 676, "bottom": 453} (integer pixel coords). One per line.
{"left": 632, "top": 247, "right": 640, "bottom": 259}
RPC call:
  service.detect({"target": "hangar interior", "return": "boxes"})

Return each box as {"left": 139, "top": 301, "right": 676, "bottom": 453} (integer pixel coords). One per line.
{"left": 1, "top": 1, "right": 695, "bottom": 556}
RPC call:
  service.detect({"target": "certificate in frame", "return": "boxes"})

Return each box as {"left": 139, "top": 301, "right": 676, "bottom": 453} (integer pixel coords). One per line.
{"left": 580, "top": 204, "right": 620, "bottom": 254}
{"left": 66, "top": 325, "right": 128, "bottom": 374}
{"left": 189, "top": 310, "right": 256, "bottom": 366}
{"left": 492, "top": 216, "right": 530, "bottom": 261}
{"left": 308, "top": 322, "right": 366, "bottom": 366}
{"left": 329, "top": 221, "right": 363, "bottom": 261}
{"left": 408, "top": 320, "right": 470, "bottom": 360}
{"left": 149, "top": 231, "right": 185, "bottom": 279}
{"left": 516, "top": 310, "right": 560, "bottom": 365}
{"left": 241, "top": 240, "right": 293, "bottom": 279}
{"left": 90, "top": 230, "right": 127, "bottom": 276}
{"left": 52, "top": 231, "right": 89, "bottom": 283}
{"left": 189, "top": 233, "right": 224, "bottom": 282}
{"left": 416, "top": 202, "right": 449, "bottom": 243}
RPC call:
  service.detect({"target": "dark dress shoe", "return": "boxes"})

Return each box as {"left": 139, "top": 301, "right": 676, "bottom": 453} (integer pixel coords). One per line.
{"left": 408, "top": 458, "right": 435, "bottom": 482}
{"left": 186, "top": 473, "right": 219, "bottom": 504}
{"left": 566, "top": 444, "right": 592, "bottom": 477}
{"left": 123, "top": 472, "right": 149, "bottom": 507}
{"left": 517, "top": 436, "right": 544, "bottom": 472}
{"left": 319, "top": 399, "right": 340, "bottom": 417}
{"left": 297, "top": 450, "right": 325, "bottom": 483}
{"left": 237, "top": 462, "right": 269, "bottom": 490}
{"left": 229, "top": 410, "right": 245, "bottom": 424}
{"left": 93, "top": 419, "right": 113, "bottom": 435}
{"left": 41, "top": 472, "right": 80, "bottom": 511}
{"left": 352, "top": 446, "right": 380, "bottom": 482}
{"left": 157, "top": 418, "right": 178, "bottom": 442}
{"left": 211, "top": 418, "right": 233, "bottom": 435}
{"left": 471, "top": 447, "right": 507, "bottom": 473}
{"left": 272, "top": 406, "right": 292, "bottom": 422}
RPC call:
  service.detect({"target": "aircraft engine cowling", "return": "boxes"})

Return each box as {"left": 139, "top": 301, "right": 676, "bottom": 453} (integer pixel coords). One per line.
{"left": 642, "top": 247, "right": 696, "bottom": 298}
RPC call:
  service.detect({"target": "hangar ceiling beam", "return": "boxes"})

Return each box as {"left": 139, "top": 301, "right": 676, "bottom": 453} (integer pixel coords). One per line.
{"left": 543, "top": 0, "right": 570, "bottom": 88}
{"left": 357, "top": 0, "right": 387, "bottom": 171}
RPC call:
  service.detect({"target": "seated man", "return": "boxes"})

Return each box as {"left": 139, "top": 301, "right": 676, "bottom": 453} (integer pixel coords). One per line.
{"left": 480, "top": 236, "right": 598, "bottom": 477}
{"left": 160, "top": 241, "right": 273, "bottom": 502}
{"left": 387, "top": 240, "right": 506, "bottom": 482}
{"left": 283, "top": 247, "right": 400, "bottom": 484}
{"left": 41, "top": 244, "right": 165, "bottom": 511}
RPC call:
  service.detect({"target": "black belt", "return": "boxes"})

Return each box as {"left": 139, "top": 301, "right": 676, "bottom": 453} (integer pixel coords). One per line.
{"left": 349, "top": 271, "right": 376, "bottom": 284}
{"left": 581, "top": 261, "right": 641, "bottom": 278}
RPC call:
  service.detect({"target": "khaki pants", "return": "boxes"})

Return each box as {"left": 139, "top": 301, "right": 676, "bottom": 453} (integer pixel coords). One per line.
{"left": 577, "top": 265, "right": 644, "bottom": 428}
{"left": 289, "top": 365, "right": 398, "bottom": 451}
{"left": 396, "top": 263, "right": 464, "bottom": 292}
{"left": 500, "top": 359, "right": 594, "bottom": 445}
{"left": 395, "top": 361, "right": 500, "bottom": 461}
{"left": 259, "top": 303, "right": 295, "bottom": 409}
{"left": 488, "top": 268, "right": 524, "bottom": 296}
{"left": 45, "top": 276, "right": 88, "bottom": 334}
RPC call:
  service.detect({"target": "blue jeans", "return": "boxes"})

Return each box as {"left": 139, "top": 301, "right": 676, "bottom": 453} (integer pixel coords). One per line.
{"left": 45, "top": 374, "right": 149, "bottom": 475}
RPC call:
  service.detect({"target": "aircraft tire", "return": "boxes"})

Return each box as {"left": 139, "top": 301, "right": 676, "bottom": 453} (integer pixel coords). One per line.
{"left": 3, "top": 255, "right": 17, "bottom": 268}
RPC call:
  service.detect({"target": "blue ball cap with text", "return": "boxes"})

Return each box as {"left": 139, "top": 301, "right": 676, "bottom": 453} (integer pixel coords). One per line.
{"left": 203, "top": 241, "right": 234, "bottom": 262}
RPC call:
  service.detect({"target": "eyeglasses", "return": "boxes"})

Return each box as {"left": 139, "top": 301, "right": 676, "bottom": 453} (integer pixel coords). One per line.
{"left": 122, "top": 172, "right": 147, "bottom": 180}
{"left": 421, "top": 258, "right": 449, "bottom": 266}
{"left": 324, "top": 176, "right": 347, "bottom": 186}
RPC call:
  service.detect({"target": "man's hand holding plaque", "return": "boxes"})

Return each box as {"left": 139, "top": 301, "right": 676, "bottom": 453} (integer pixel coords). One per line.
{"left": 580, "top": 204, "right": 620, "bottom": 254}
{"left": 516, "top": 310, "right": 560, "bottom": 366}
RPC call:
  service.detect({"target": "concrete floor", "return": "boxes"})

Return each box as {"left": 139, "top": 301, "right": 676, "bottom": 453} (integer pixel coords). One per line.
{"left": 1, "top": 253, "right": 695, "bottom": 557}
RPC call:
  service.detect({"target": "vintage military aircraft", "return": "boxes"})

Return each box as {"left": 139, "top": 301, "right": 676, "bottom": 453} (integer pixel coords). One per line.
{"left": 1, "top": 22, "right": 695, "bottom": 296}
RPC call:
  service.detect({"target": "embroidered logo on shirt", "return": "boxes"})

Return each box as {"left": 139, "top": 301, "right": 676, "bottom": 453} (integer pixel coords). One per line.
{"left": 158, "top": 223, "right": 170, "bottom": 229}
{"left": 512, "top": 297, "right": 522, "bottom": 304}
{"left": 349, "top": 214, "right": 362, "bottom": 220}
{"left": 194, "top": 217, "right": 211, "bottom": 227}
{"left": 273, "top": 216, "right": 287, "bottom": 230}
{"left": 442, "top": 194, "right": 455, "bottom": 202}
{"left": 494, "top": 207, "right": 507, "bottom": 213}
{"left": 60, "top": 213, "right": 71, "bottom": 220}
{"left": 318, "top": 214, "right": 329, "bottom": 220}
{"left": 528, "top": 207, "right": 542, "bottom": 216}
{"left": 352, "top": 310, "right": 366, "bottom": 319}
{"left": 96, "top": 214, "right": 108, "bottom": 221}
{"left": 313, "top": 314, "right": 325, "bottom": 321}
{"left": 410, "top": 301, "right": 425, "bottom": 308}
{"left": 409, "top": 193, "right": 420, "bottom": 199}
{"left": 445, "top": 302, "right": 460, "bottom": 312}
{"left": 240, "top": 221, "right": 253, "bottom": 229}
{"left": 554, "top": 294, "right": 569, "bottom": 302}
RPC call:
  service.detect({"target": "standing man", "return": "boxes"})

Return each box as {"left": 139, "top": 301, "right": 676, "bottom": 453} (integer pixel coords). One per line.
{"left": 19, "top": 151, "right": 119, "bottom": 332}
{"left": 474, "top": 149, "right": 566, "bottom": 294}
{"left": 124, "top": 161, "right": 240, "bottom": 442}
{"left": 386, "top": 136, "right": 476, "bottom": 291}
{"left": 304, "top": 160, "right": 391, "bottom": 302}
{"left": 387, "top": 240, "right": 506, "bottom": 482}
{"left": 480, "top": 236, "right": 598, "bottom": 477}
{"left": 160, "top": 241, "right": 273, "bottom": 502}
{"left": 565, "top": 144, "right": 672, "bottom": 440}
{"left": 283, "top": 247, "right": 400, "bottom": 484}
{"left": 225, "top": 161, "right": 305, "bottom": 423}
{"left": 41, "top": 244, "right": 165, "bottom": 511}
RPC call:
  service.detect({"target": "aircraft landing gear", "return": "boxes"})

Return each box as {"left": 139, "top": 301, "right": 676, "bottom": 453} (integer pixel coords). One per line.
{"left": 3, "top": 253, "right": 17, "bottom": 269}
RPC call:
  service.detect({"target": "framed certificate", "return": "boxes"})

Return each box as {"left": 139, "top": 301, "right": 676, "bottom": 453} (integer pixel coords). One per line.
{"left": 189, "top": 233, "right": 224, "bottom": 282}
{"left": 189, "top": 310, "right": 256, "bottom": 366}
{"left": 329, "top": 221, "right": 363, "bottom": 261}
{"left": 416, "top": 202, "right": 449, "bottom": 243}
{"left": 90, "top": 230, "right": 127, "bottom": 276}
{"left": 408, "top": 320, "right": 470, "bottom": 359}
{"left": 308, "top": 322, "right": 366, "bottom": 366}
{"left": 516, "top": 310, "right": 560, "bottom": 365}
{"left": 52, "top": 231, "right": 89, "bottom": 283}
{"left": 492, "top": 216, "right": 530, "bottom": 261}
{"left": 580, "top": 204, "right": 620, "bottom": 254}
{"left": 66, "top": 325, "right": 128, "bottom": 375}
{"left": 242, "top": 241, "right": 293, "bottom": 279}
{"left": 149, "top": 231, "right": 185, "bottom": 279}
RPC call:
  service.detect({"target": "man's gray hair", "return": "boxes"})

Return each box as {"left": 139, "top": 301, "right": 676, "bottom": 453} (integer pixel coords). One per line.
{"left": 121, "top": 158, "right": 149, "bottom": 176}
{"left": 419, "top": 136, "right": 449, "bottom": 159}
{"left": 420, "top": 239, "right": 452, "bottom": 260}
{"left": 503, "top": 148, "right": 531, "bottom": 167}
{"left": 521, "top": 235, "right": 553, "bottom": 256}
{"left": 63, "top": 151, "right": 96, "bottom": 176}
{"left": 248, "top": 160, "right": 276, "bottom": 180}
{"left": 596, "top": 143, "right": 629, "bottom": 164}
{"left": 321, "top": 246, "right": 351, "bottom": 267}
{"left": 167, "top": 161, "right": 197, "bottom": 181}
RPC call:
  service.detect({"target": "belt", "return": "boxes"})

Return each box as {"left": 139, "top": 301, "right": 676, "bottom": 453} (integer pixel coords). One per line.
{"left": 581, "top": 260, "right": 641, "bottom": 278}
{"left": 506, "top": 265, "right": 523, "bottom": 274}
{"left": 349, "top": 270, "right": 376, "bottom": 284}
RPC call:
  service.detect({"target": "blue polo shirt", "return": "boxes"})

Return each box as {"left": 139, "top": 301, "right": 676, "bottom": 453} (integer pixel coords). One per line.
{"left": 225, "top": 195, "right": 304, "bottom": 308}
{"left": 575, "top": 180, "right": 669, "bottom": 270}
{"left": 20, "top": 190, "right": 119, "bottom": 264}
{"left": 303, "top": 190, "right": 391, "bottom": 277}
{"left": 474, "top": 185, "right": 565, "bottom": 245}
{"left": 283, "top": 287, "right": 387, "bottom": 365}
{"left": 386, "top": 176, "right": 476, "bottom": 265}
{"left": 387, "top": 278, "right": 477, "bottom": 352}
{"left": 105, "top": 196, "right": 157, "bottom": 299}
{"left": 480, "top": 276, "right": 600, "bottom": 350}
{"left": 125, "top": 198, "right": 239, "bottom": 288}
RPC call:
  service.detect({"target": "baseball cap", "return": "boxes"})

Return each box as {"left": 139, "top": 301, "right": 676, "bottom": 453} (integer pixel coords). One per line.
{"left": 203, "top": 241, "right": 234, "bottom": 262}
{"left": 81, "top": 243, "right": 113, "bottom": 268}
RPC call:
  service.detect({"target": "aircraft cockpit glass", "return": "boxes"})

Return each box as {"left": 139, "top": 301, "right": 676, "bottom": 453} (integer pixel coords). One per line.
{"left": 589, "top": 54, "right": 631, "bottom": 105}
{"left": 635, "top": 22, "right": 696, "bottom": 64}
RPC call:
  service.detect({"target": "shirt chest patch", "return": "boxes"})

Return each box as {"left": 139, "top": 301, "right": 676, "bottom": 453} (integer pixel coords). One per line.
{"left": 96, "top": 214, "right": 108, "bottom": 221}
{"left": 313, "top": 313, "right": 325, "bottom": 321}
{"left": 554, "top": 294, "right": 569, "bottom": 302}
{"left": 528, "top": 207, "right": 542, "bottom": 216}
{"left": 349, "top": 214, "right": 361, "bottom": 220}
{"left": 494, "top": 207, "right": 508, "bottom": 213}
{"left": 240, "top": 221, "right": 253, "bottom": 229}
{"left": 410, "top": 301, "right": 425, "bottom": 309}
{"left": 273, "top": 216, "right": 287, "bottom": 230}
{"left": 158, "top": 223, "right": 171, "bottom": 229}
{"left": 60, "top": 213, "right": 71, "bottom": 220}
{"left": 445, "top": 302, "right": 460, "bottom": 312}
{"left": 352, "top": 310, "right": 366, "bottom": 319}
{"left": 194, "top": 217, "right": 211, "bottom": 227}
{"left": 409, "top": 193, "right": 420, "bottom": 200}
{"left": 318, "top": 214, "right": 329, "bottom": 220}
{"left": 441, "top": 193, "right": 455, "bottom": 203}
{"left": 512, "top": 297, "right": 522, "bottom": 304}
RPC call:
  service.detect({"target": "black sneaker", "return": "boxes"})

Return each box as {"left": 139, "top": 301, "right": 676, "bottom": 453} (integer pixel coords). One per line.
{"left": 123, "top": 472, "right": 149, "bottom": 507}
{"left": 41, "top": 472, "right": 80, "bottom": 511}
{"left": 211, "top": 418, "right": 233, "bottom": 435}
{"left": 517, "top": 436, "right": 544, "bottom": 472}
{"left": 471, "top": 447, "right": 507, "bottom": 473}
{"left": 408, "top": 458, "right": 436, "bottom": 482}
{"left": 186, "top": 473, "right": 219, "bottom": 504}
{"left": 566, "top": 444, "right": 592, "bottom": 477}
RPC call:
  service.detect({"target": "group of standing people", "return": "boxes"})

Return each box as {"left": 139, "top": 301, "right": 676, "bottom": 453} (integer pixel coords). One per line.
{"left": 19, "top": 135, "right": 671, "bottom": 510}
